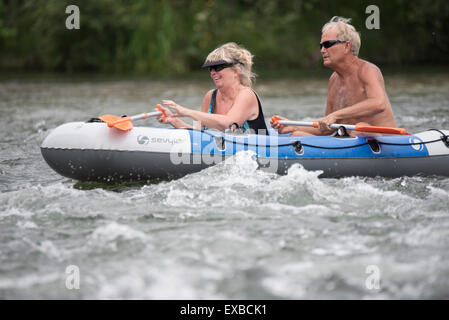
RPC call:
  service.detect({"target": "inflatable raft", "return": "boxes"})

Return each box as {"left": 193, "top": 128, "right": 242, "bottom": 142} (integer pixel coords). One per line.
{"left": 41, "top": 121, "right": 449, "bottom": 181}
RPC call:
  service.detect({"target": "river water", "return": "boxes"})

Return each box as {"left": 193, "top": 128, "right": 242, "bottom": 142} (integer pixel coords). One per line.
{"left": 1, "top": 72, "right": 449, "bottom": 299}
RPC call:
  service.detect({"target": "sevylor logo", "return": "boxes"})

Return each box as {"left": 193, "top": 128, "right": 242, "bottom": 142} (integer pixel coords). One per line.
{"left": 137, "top": 135, "right": 150, "bottom": 145}
{"left": 137, "top": 135, "right": 184, "bottom": 145}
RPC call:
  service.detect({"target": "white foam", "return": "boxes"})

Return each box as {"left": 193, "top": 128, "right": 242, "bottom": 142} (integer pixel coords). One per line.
{"left": 0, "top": 207, "right": 35, "bottom": 219}
{"left": 22, "top": 238, "right": 67, "bottom": 261}
{"left": 0, "top": 272, "right": 60, "bottom": 289}
{"left": 93, "top": 261, "right": 223, "bottom": 299}
{"left": 88, "top": 222, "right": 148, "bottom": 252}
{"left": 17, "top": 220, "right": 38, "bottom": 229}
{"left": 427, "top": 185, "right": 449, "bottom": 202}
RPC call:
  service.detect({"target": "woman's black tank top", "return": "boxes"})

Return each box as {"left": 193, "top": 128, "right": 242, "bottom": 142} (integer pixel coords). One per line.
{"left": 208, "top": 89, "right": 268, "bottom": 135}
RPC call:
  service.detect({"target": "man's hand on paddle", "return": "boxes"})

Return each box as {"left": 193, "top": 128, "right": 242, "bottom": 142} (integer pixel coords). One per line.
{"left": 317, "top": 113, "right": 338, "bottom": 133}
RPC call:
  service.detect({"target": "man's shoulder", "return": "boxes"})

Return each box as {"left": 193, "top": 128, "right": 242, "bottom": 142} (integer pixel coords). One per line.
{"left": 357, "top": 59, "right": 384, "bottom": 82}
{"left": 358, "top": 59, "right": 382, "bottom": 74}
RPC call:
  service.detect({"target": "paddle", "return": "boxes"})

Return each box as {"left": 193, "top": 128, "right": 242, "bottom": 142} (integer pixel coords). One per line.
{"left": 99, "top": 105, "right": 167, "bottom": 131}
{"left": 271, "top": 116, "right": 410, "bottom": 135}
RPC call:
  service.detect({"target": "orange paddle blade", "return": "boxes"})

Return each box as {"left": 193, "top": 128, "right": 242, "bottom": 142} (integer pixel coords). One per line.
{"left": 98, "top": 115, "right": 134, "bottom": 131}
{"left": 354, "top": 125, "right": 410, "bottom": 135}
{"left": 99, "top": 115, "right": 121, "bottom": 124}
{"left": 113, "top": 120, "right": 134, "bottom": 131}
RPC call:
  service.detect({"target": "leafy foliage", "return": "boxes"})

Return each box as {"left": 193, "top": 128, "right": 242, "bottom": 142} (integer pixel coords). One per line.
{"left": 0, "top": 0, "right": 448, "bottom": 73}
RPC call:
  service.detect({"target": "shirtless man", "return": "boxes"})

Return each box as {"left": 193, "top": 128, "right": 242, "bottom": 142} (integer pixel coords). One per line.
{"left": 272, "top": 16, "right": 397, "bottom": 136}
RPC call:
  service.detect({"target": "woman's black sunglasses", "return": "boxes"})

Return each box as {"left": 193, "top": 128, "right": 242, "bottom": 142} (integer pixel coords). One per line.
{"left": 320, "top": 40, "right": 345, "bottom": 49}
{"left": 208, "top": 63, "right": 235, "bottom": 72}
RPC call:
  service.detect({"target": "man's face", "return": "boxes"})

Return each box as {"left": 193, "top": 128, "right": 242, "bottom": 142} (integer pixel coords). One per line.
{"left": 320, "top": 27, "right": 347, "bottom": 68}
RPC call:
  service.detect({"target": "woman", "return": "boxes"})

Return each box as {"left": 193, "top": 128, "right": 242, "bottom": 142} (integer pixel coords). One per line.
{"left": 158, "top": 42, "right": 268, "bottom": 134}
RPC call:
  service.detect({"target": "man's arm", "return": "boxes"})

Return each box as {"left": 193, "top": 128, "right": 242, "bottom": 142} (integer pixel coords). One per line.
{"left": 318, "top": 64, "right": 387, "bottom": 131}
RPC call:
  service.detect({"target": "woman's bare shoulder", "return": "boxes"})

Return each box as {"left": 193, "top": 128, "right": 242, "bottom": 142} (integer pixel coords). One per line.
{"left": 238, "top": 86, "right": 258, "bottom": 100}
{"left": 204, "top": 89, "right": 215, "bottom": 99}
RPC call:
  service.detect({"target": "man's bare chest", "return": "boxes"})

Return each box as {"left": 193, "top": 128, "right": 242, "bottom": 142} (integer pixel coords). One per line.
{"left": 329, "top": 79, "right": 367, "bottom": 110}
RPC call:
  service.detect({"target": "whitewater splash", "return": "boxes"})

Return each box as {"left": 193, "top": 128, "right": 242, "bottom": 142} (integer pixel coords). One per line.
{"left": 2, "top": 77, "right": 449, "bottom": 299}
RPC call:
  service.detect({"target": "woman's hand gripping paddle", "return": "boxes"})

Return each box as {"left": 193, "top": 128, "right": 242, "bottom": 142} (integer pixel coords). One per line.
{"left": 99, "top": 105, "right": 167, "bottom": 131}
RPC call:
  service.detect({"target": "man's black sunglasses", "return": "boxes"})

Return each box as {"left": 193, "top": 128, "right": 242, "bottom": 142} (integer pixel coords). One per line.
{"left": 208, "top": 63, "right": 235, "bottom": 72}
{"left": 320, "top": 40, "right": 345, "bottom": 49}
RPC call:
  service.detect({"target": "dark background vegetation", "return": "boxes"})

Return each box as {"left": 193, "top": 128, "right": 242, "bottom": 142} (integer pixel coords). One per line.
{"left": 1, "top": 0, "right": 448, "bottom": 75}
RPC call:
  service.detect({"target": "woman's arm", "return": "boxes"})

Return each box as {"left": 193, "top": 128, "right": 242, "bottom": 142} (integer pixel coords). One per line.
{"left": 158, "top": 90, "right": 214, "bottom": 130}
{"left": 162, "top": 88, "right": 258, "bottom": 132}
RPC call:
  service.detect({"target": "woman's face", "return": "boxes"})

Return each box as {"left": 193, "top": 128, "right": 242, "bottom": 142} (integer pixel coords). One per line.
{"left": 210, "top": 65, "right": 239, "bottom": 88}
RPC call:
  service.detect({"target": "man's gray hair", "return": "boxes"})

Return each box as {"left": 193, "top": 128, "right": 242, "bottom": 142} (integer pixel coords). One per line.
{"left": 322, "top": 16, "right": 361, "bottom": 56}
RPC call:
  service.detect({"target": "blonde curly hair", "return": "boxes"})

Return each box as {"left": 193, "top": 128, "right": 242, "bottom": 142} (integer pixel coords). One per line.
{"left": 204, "top": 42, "right": 256, "bottom": 87}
